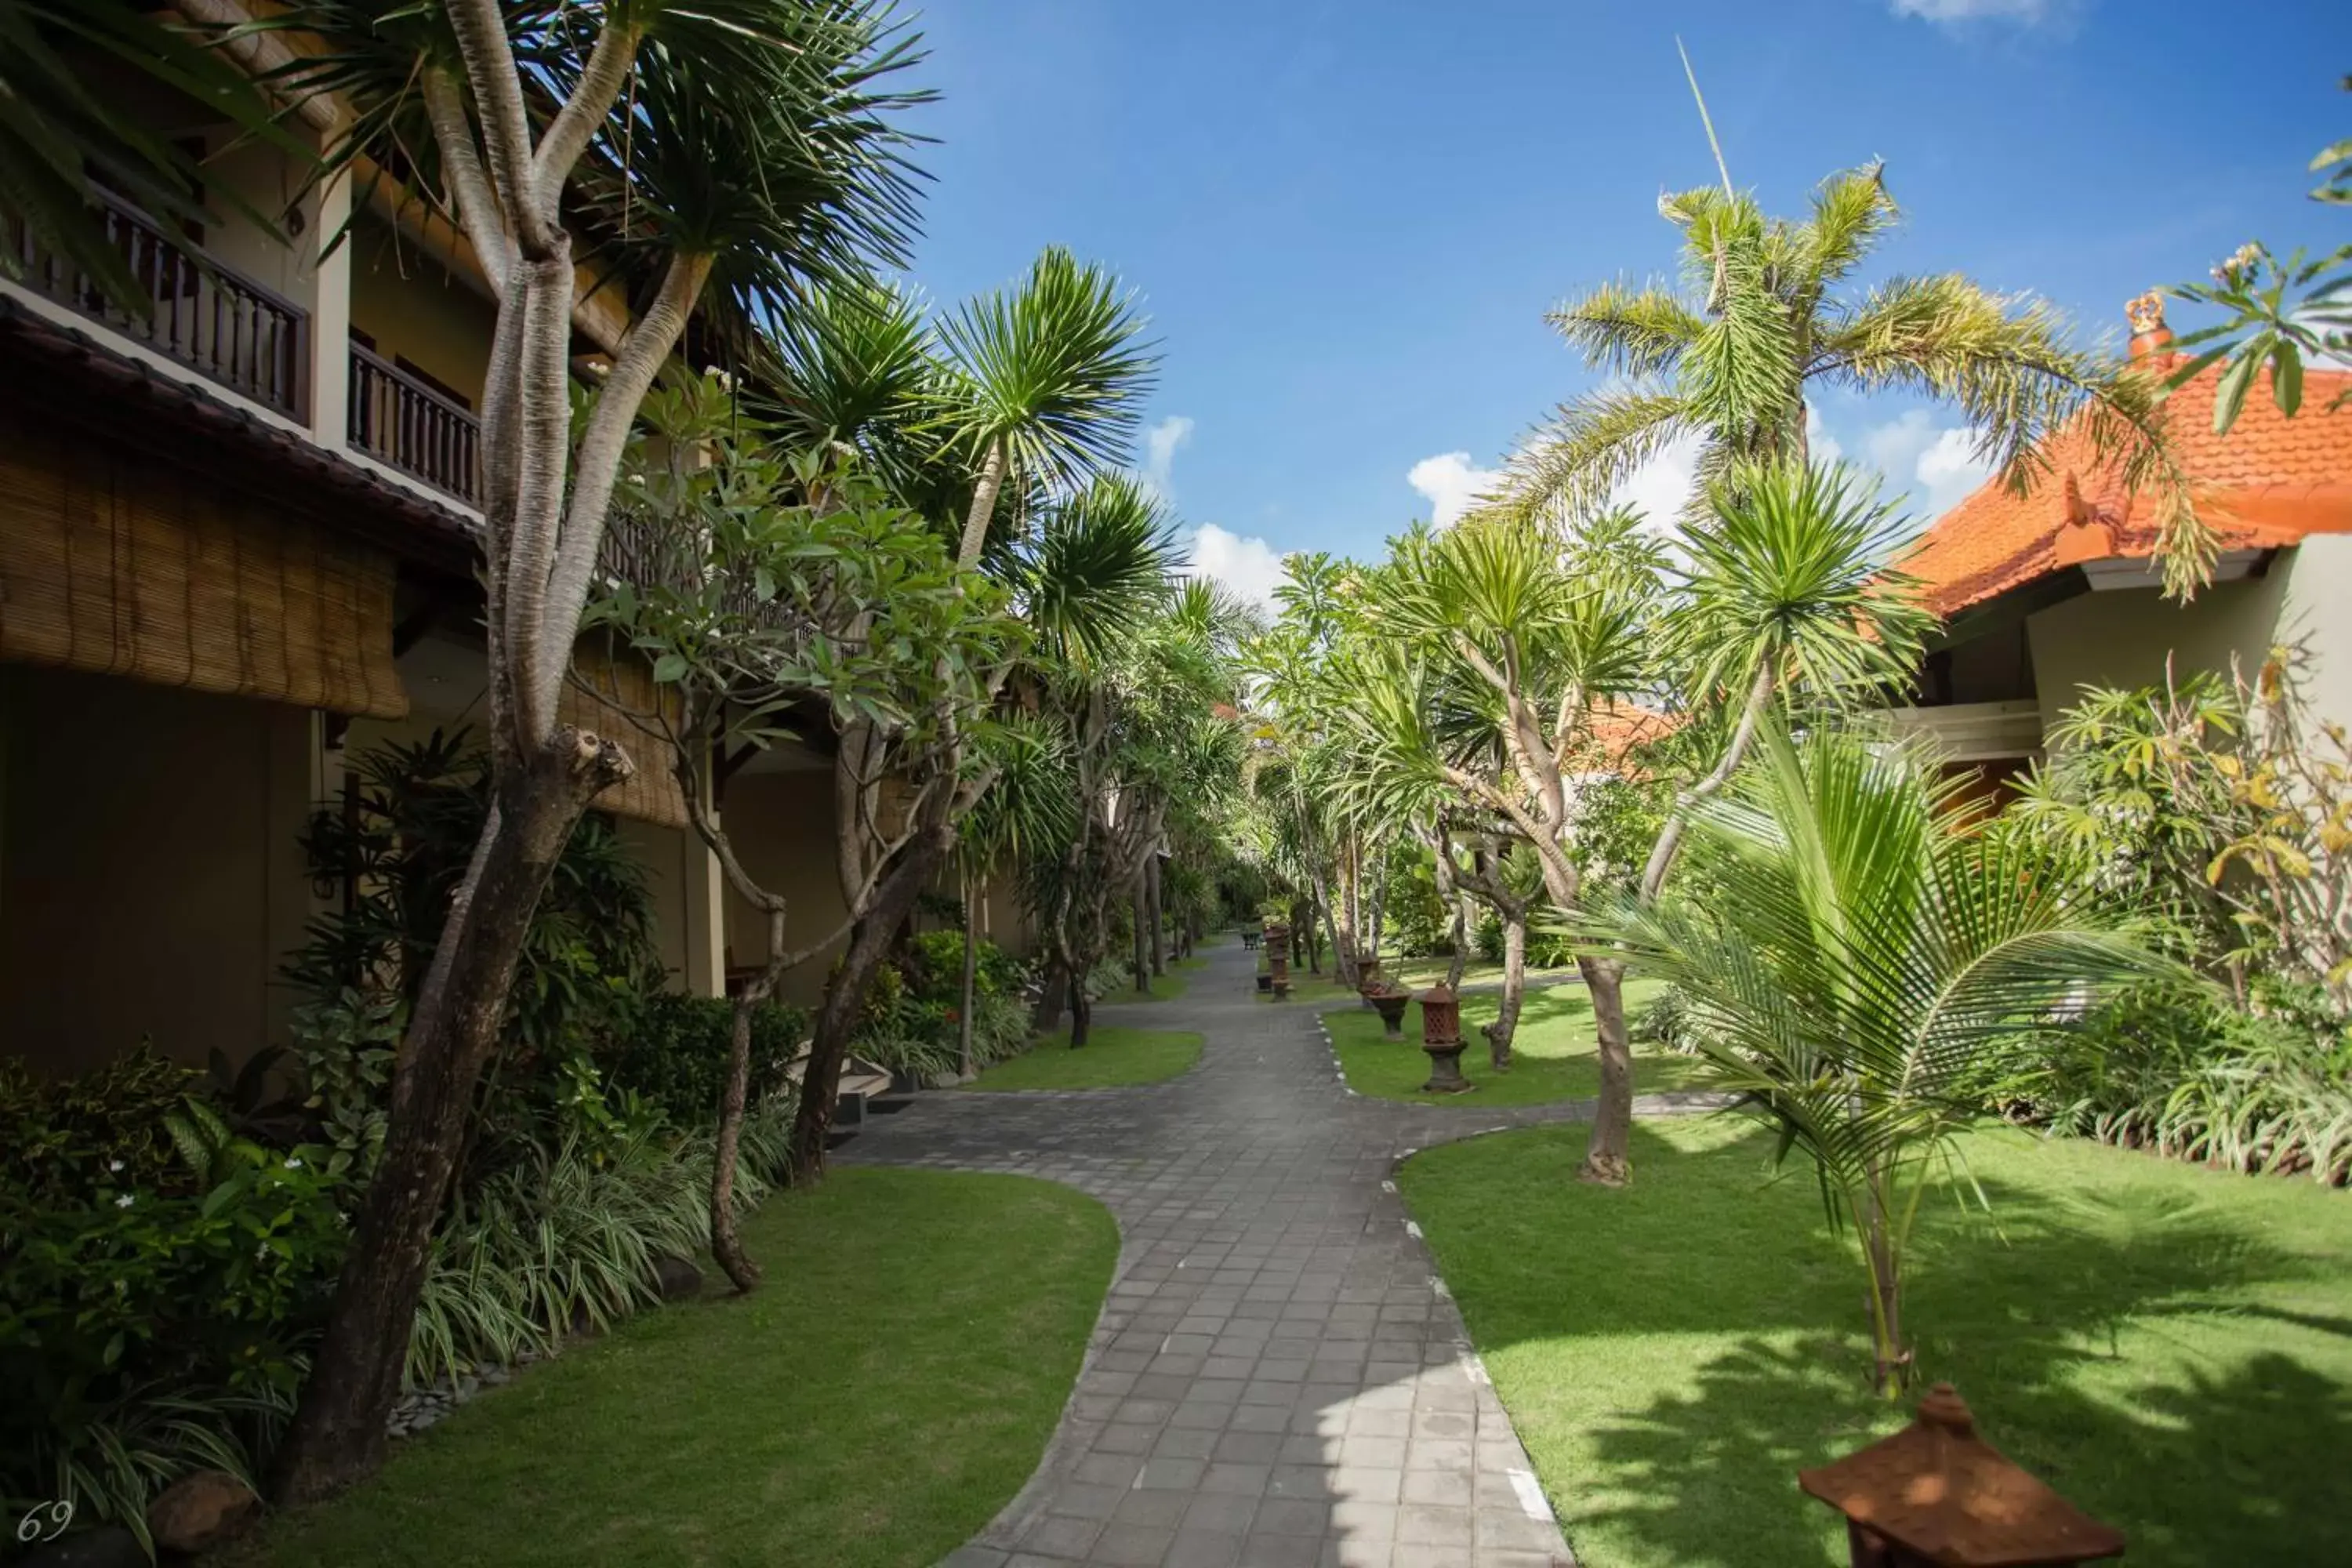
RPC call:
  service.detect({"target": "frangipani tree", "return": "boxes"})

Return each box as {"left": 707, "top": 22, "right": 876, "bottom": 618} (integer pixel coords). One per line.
{"left": 1588, "top": 725, "right": 2176, "bottom": 1392}
{"left": 270, "top": 0, "right": 926, "bottom": 1502}
{"left": 588, "top": 373, "right": 1020, "bottom": 1287}
{"left": 1499, "top": 163, "right": 2214, "bottom": 593}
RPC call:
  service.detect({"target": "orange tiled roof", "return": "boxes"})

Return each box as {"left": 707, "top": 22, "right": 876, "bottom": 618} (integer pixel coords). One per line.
{"left": 1575, "top": 699, "right": 1682, "bottom": 775}
{"left": 1896, "top": 360, "right": 2352, "bottom": 618}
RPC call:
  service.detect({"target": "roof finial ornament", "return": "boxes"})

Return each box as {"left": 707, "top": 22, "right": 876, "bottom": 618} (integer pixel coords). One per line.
{"left": 2125, "top": 290, "right": 2167, "bottom": 336}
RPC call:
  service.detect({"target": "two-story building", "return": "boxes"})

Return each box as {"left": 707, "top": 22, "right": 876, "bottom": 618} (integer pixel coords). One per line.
{"left": 1885, "top": 296, "right": 2352, "bottom": 802}
{"left": 0, "top": 7, "right": 995, "bottom": 1076}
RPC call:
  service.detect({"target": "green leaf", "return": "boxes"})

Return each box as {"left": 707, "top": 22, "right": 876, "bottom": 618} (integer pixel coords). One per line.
{"left": 652, "top": 653, "right": 689, "bottom": 684}
{"left": 2212, "top": 348, "right": 2261, "bottom": 435}
{"left": 2271, "top": 340, "right": 2303, "bottom": 417}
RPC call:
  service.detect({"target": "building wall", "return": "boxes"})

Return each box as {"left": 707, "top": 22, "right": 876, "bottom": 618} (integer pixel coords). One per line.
{"left": 717, "top": 768, "right": 851, "bottom": 1008}
{"left": 347, "top": 219, "right": 498, "bottom": 408}
{"left": 2270, "top": 537, "right": 2352, "bottom": 726}
{"left": 0, "top": 667, "right": 316, "bottom": 1076}
{"left": 342, "top": 634, "right": 722, "bottom": 998}
{"left": 2024, "top": 563, "right": 2297, "bottom": 735}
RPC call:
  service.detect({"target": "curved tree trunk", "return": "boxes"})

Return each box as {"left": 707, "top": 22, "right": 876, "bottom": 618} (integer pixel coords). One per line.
{"left": 1069, "top": 985, "right": 1094, "bottom": 1048}
{"left": 786, "top": 839, "right": 941, "bottom": 1184}
{"left": 1577, "top": 954, "right": 1635, "bottom": 1185}
{"left": 273, "top": 732, "right": 627, "bottom": 1504}
{"left": 1481, "top": 913, "right": 1526, "bottom": 1070}
{"left": 708, "top": 992, "right": 762, "bottom": 1291}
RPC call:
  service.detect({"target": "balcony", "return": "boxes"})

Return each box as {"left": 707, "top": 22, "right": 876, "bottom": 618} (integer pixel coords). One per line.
{"left": 348, "top": 344, "right": 481, "bottom": 506}
{"left": 5, "top": 187, "right": 308, "bottom": 422}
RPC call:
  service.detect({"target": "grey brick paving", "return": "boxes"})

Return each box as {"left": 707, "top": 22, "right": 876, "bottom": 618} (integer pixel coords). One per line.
{"left": 847, "top": 941, "right": 1722, "bottom": 1568}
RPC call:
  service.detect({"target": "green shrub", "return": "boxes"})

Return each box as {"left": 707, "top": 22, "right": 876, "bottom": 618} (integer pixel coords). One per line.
{"left": 1630, "top": 984, "right": 1705, "bottom": 1052}
{"left": 2016, "top": 982, "right": 2352, "bottom": 1183}
{"left": 2, "top": 1071, "right": 348, "bottom": 1551}
{"left": 604, "top": 993, "right": 807, "bottom": 1124}
{"left": 0, "top": 1048, "right": 199, "bottom": 1207}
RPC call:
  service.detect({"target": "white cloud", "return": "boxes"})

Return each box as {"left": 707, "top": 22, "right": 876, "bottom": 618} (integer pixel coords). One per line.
{"left": 1140, "top": 415, "right": 1194, "bottom": 503}
{"left": 1890, "top": 0, "right": 2054, "bottom": 23}
{"left": 1406, "top": 451, "right": 1506, "bottom": 528}
{"left": 1182, "top": 523, "right": 1287, "bottom": 612}
{"left": 1806, "top": 405, "right": 1842, "bottom": 467}
{"left": 1860, "top": 409, "right": 1996, "bottom": 520}
{"left": 1607, "top": 431, "right": 1707, "bottom": 534}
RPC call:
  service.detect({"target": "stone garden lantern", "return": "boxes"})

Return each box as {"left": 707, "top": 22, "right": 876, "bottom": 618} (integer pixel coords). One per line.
{"left": 1356, "top": 950, "right": 1381, "bottom": 993}
{"left": 1265, "top": 924, "right": 1290, "bottom": 1000}
{"left": 1798, "top": 1384, "right": 2124, "bottom": 1568}
{"left": 1367, "top": 986, "right": 1410, "bottom": 1039}
{"left": 1417, "top": 985, "right": 1471, "bottom": 1093}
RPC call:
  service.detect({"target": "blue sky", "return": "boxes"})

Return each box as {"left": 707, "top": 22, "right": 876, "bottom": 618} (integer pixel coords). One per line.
{"left": 898, "top": 0, "right": 2351, "bottom": 603}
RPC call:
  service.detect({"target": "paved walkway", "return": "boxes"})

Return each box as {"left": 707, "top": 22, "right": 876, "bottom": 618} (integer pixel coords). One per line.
{"left": 842, "top": 940, "right": 1712, "bottom": 1568}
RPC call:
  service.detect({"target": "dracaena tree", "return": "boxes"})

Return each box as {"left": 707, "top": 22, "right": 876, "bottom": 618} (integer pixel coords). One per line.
{"left": 1498, "top": 162, "right": 2216, "bottom": 593}
{"left": 586, "top": 372, "right": 1020, "bottom": 1290}
{"left": 1638, "top": 460, "right": 1932, "bottom": 905}
{"left": 1366, "top": 510, "right": 1664, "bottom": 1181}
{"left": 267, "top": 0, "right": 927, "bottom": 1503}
{"left": 938, "top": 248, "right": 1159, "bottom": 566}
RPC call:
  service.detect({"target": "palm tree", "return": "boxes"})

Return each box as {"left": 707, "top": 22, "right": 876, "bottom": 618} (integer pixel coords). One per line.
{"left": 1499, "top": 165, "right": 2216, "bottom": 594}
{"left": 938, "top": 247, "right": 1159, "bottom": 567}
{"left": 1639, "top": 459, "right": 1932, "bottom": 903}
{"left": 1588, "top": 724, "right": 2176, "bottom": 1393}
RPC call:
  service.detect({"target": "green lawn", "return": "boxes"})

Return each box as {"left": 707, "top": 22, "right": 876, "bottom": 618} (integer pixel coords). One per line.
{"left": 230, "top": 1169, "right": 1117, "bottom": 1568}
{"left": 1384, "top": 956, "right": 1576, "bottom": 992}
{"left": 1103, "top": 967, "right": 1189, "bottom": 1004}
{"left": 1252, "top": 969, "right": 1359, "bottom": 1008}
{"left": 1399, "top": 1116, "right": 2352, "bottom": 1568}
{"left": 1326, "top": 977, "right": 1710, "bottom": 1106}
{"left": 967, "top": 1023, "right": 1203, "bottom": 1090}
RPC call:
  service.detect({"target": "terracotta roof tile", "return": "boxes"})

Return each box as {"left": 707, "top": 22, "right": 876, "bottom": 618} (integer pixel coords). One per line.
{"left": 1897, "top": 361, "right": 2352, "bottom": 617}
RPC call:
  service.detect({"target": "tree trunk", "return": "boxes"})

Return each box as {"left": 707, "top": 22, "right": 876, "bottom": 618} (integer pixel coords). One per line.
{"left": 786, "top": 839, "right": 940, "bottom": 1184}
{"left": 708, "top": 991, "right": 762, "bottom": 1292}
{"left": 1146, "top": 858, "right": 1165, "bottom": 976}
{"left": 956, "top": 877, "right": 979, "bottom": 1079}
{"left": 1069, "top": 986, "right": 1094, "bottom": 1048}
{"left": 1481, "top": 914, "right": 1526, "bottom": 1070}
{"left": 1033, "top": 960, "right": 1069, "bottom": 1033}
{"left": 1445, "top": 893, "right": 1471, "bottom": 990}
{"left": 272, "top": 731, "right": 628, "bottom": 1505}
{"left": 1133, "top": 885, "right": 1151, "bottom": 995}
{"left": 1577, "top": 954, "right": 1635, "bottom": 1185}
{"left": 1861, "top": 1180, "right": 1907, "bottom": 1396}
{"left": 956, "top": 436, "right": 1008, "bottom": 568}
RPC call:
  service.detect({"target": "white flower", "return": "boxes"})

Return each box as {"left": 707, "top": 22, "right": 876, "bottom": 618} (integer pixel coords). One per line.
{"left": 283, "top": 1156, "right": 303, "bottom": 1171}
{"left": 114, "top": 1194, "right": 134, "bottom": 1209}
{"left": 107, "top": 1159, "right": 125, "bottom": 1173}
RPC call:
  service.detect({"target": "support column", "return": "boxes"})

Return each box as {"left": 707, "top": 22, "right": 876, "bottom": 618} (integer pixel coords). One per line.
{"left": 308, "top": 170, "right": 352, "bottom": 450}
{"left": 682, "top": 807, "right": 728, "bottom": 999}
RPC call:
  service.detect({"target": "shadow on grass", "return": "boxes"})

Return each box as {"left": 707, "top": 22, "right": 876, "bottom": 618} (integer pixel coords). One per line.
{"left": 1403, "top": 1118, "right": 2352, "bottom": 1568}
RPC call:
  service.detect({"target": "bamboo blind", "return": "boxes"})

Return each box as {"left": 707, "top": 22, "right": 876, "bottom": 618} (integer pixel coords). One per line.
{"left": 0, "top": 423, "right": 408, "bottom": 718}
{"left": 561, "top": 641, "right": 689, "bottom": 831}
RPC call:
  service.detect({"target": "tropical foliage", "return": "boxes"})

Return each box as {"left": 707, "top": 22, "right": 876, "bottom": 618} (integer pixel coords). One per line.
{"left": 1587, "top": 726, "right": 2172, "bottom": 1392}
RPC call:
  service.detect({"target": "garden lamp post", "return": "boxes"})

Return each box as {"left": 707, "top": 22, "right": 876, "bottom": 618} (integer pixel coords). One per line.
{"left": 1417, "top": 985, "right": 1470, "bottom": 1093}
{"left": 1368, "top": 986, "right": 1410, "bottom": 1040}
{"left": 1798, "top": 1385, "right": 2125, "bottom": 1568}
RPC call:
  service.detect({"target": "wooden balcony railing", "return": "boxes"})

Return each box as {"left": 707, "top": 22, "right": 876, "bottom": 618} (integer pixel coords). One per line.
{"left": 6, "top": 187, "right": 309, "bottom": 421}
{"left": 348, "top": 344, "right": 481, "bottom": 505}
